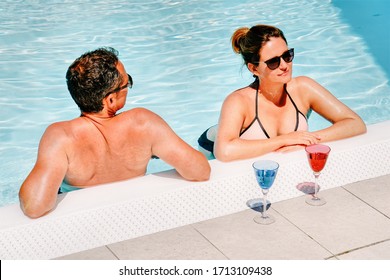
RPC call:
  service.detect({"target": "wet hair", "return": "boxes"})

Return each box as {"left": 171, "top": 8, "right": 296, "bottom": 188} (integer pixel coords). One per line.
{"left": 66, "top": 47, "right": 123, "bottom": 113}
{"left": 231, "top": 24, "right": 288, "bottom": 66}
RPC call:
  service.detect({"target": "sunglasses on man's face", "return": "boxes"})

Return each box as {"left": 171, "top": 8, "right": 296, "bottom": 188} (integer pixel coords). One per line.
{"left": 104, "top": 74, "right": 133, "bottom": 97}
{"left": 261, "top": 48, "right": 294, "bottom": 70}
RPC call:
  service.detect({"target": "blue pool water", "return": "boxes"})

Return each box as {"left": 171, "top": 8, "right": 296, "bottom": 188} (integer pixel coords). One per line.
{"left": 0, "top": 0, "right": 389, "bottom": 207}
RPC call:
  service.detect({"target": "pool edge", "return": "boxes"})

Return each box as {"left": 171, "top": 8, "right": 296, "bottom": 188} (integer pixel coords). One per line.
{"left": 1, "top": 120, "right": 389, "bottom": 259}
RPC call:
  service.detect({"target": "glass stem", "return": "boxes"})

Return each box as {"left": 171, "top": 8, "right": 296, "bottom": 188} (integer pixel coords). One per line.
{"left": 262, "top": 190, "right": 268, "bottom": 218}
{"left": 313, "top": 172, "right": 320, "bottom": 199}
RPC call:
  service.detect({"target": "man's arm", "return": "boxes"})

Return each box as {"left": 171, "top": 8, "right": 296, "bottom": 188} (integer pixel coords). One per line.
{"left": 19, "top": 124, "right": 68, "bottom": 218}
{"left": 135, "top": 109, "right": 211, "bottom": 181}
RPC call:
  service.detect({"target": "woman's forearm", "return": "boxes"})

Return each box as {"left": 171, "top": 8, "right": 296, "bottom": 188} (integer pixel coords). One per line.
{"left": 314, "top": 118, "right": 366, "bottom": 143}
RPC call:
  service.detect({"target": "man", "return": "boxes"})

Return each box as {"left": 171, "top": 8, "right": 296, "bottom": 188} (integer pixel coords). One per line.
{"left": 19, "top": 47, "right": 211, "bottom": 218}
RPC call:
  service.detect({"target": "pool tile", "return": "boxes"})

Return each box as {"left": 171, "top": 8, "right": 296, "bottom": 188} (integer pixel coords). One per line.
{"left": 343, "top": 174, "right": 390, "bottom": 217}
{"left": 193, "top": 209, "right": 331, "bottom": 260}
{"left": 107, "top": 225, "right": 227, "bottom": 260}
{"left": 272, "top": 186, "right": 390, "bottom": 255}
{"left": 337, "top": 240, "right": 390, "bottom": 260}
{"left": 54, "top": 246, "right": 117, "bottom": 260}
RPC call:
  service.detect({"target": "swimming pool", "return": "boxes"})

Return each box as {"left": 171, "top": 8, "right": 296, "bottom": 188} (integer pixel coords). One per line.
{"left": 0, "top": 0, "right": 389, "bottom": 208}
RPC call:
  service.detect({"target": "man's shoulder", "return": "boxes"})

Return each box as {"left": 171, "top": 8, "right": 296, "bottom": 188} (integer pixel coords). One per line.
{"left": 38, "top": 121, "right": 76, "bottom": 148}
{"left": 114, "top": 108, "right": 167, "bottom": 135}
{"left": 45, "top": 120, "right": 71, "bottom": 134}
{"left": 120, "top": 107, "right": 163, "bottom": 123}
{"left": 122, "top": 107, "right": 156, "bottom": 116}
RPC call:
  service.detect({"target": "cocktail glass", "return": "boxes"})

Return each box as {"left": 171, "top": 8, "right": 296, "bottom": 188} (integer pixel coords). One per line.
{"left": 305, "top": 144, "right": 331, "bottom": 206}
{"left": 252, "top": 160, "right": 279, "bottom": 225}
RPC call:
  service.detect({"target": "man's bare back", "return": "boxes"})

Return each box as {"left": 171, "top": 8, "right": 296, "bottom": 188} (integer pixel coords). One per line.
{"left": 49, "top": 110, "right": 153, "bottom": 186}
{"left": 19, "top": 47, "right": 210, "bottom": 218}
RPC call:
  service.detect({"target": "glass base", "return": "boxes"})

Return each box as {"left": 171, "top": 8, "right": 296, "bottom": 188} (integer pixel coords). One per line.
{"left": 305, "top": 195, "right": 326, "bottom": 206}
{"left": 253, "top": 214, "right": 275, "bottom": 225}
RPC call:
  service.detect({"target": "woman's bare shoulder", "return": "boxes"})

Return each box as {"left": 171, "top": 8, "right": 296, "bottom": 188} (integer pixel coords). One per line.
{"left": 291, "top": 76, "right": 318, "bottom": 87}
{"left": 287, "top": 76, "right": 322, "bottom": 96}
{"left": 224, "top": 86, "right": 253, "bottom": 104}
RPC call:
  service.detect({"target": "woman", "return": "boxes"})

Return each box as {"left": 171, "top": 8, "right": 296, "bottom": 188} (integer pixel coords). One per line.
{"left": 199, "top": 24, "right": 366, "bottom": 161}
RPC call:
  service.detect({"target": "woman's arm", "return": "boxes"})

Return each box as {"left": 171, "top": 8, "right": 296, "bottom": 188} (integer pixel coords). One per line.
{"left": 298, "top": 76, "right": 367, "bottom": 142}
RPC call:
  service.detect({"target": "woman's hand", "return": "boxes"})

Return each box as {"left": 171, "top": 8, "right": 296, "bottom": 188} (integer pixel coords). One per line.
{"left": 276, "top": 144, "right": 305, "bottom": 153}
{"left": 274, "top": 131, "right": 320, "bottom": 153}
{"left": 278, "top": 130, "right": 321, "bottom": 147}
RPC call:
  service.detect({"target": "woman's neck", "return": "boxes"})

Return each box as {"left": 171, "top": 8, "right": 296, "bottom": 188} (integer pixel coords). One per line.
{"left": 259, "top": 82, "right": 286, "bottom": 105}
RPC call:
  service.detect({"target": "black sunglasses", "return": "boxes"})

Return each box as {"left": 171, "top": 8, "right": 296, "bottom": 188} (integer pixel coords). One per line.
{"left": 104, "top": 74, "right": 133, "bottom": 97}
{"left": 261, "top": 48, "right": 294, "bottom": 70}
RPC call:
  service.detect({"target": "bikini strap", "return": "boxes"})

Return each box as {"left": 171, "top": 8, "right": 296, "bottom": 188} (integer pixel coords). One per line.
{"left": 284, "top": 84, "right": 299, "bottom": 111}
{"left": 284, "top": 84, "right": 307, "bottom": 131}
{"left": 255, "top": 81, "right": 259, "bottom": 118}
{"left": 255, "top": 81, "right": 270, "bottom": 138}
{"left": 239, "top": 81, "right": 269, "bottom": 138}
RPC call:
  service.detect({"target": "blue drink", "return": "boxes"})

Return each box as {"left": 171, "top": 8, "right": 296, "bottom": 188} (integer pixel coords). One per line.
{"left": 254, "top": 169, "right": 277, "bottom": 190}
{"left": 253, "top": 160, "right": 279, "bottom": 190}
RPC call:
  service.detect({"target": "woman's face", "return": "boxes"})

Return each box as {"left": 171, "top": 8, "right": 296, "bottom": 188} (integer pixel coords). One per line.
{"left": 253, "top": 36, "right": 293, "bottom": 84}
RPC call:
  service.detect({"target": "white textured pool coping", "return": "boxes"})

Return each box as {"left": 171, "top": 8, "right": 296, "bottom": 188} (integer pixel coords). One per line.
{"left": 1, "top": 120, "right": 389, "bottom": 259}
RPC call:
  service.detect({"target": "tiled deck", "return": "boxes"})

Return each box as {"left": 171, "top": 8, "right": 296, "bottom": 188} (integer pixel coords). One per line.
{"left": 57, "top": 174, "right": 390, "bottom": 260}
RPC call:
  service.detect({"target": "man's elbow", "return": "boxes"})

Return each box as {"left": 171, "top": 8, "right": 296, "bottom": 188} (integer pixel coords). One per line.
{"left": 198, "top": 164, "right": 211, "bottom": 181}
{"left": 21, "top": 206, "right": 48, "bottom": 219}
{"left": 19, "top": 198, "right": 52, "bottom": 219}
{"left": 183, "top": 155, "right": 211, "bottom": 182}
{"left": 359, "top": 121, "right": 367, "bottom": 135}
{"left": 189, "top": 162, "right": 211, "bottom": 182}
{"left": 23, "top": 210, "right": 47, "bottom": 219}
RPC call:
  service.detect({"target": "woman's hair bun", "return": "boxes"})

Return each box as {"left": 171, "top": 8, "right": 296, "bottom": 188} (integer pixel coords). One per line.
{"left": 231, "top": 27, "right": 249, "bottom": 54}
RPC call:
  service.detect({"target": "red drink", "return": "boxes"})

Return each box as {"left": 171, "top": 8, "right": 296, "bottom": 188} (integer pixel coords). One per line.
{"left": 305, "top": 144, "right": 331, "bottom": 173}
{"left": 307, "top": 152, "right": 328, "bottom": 172}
